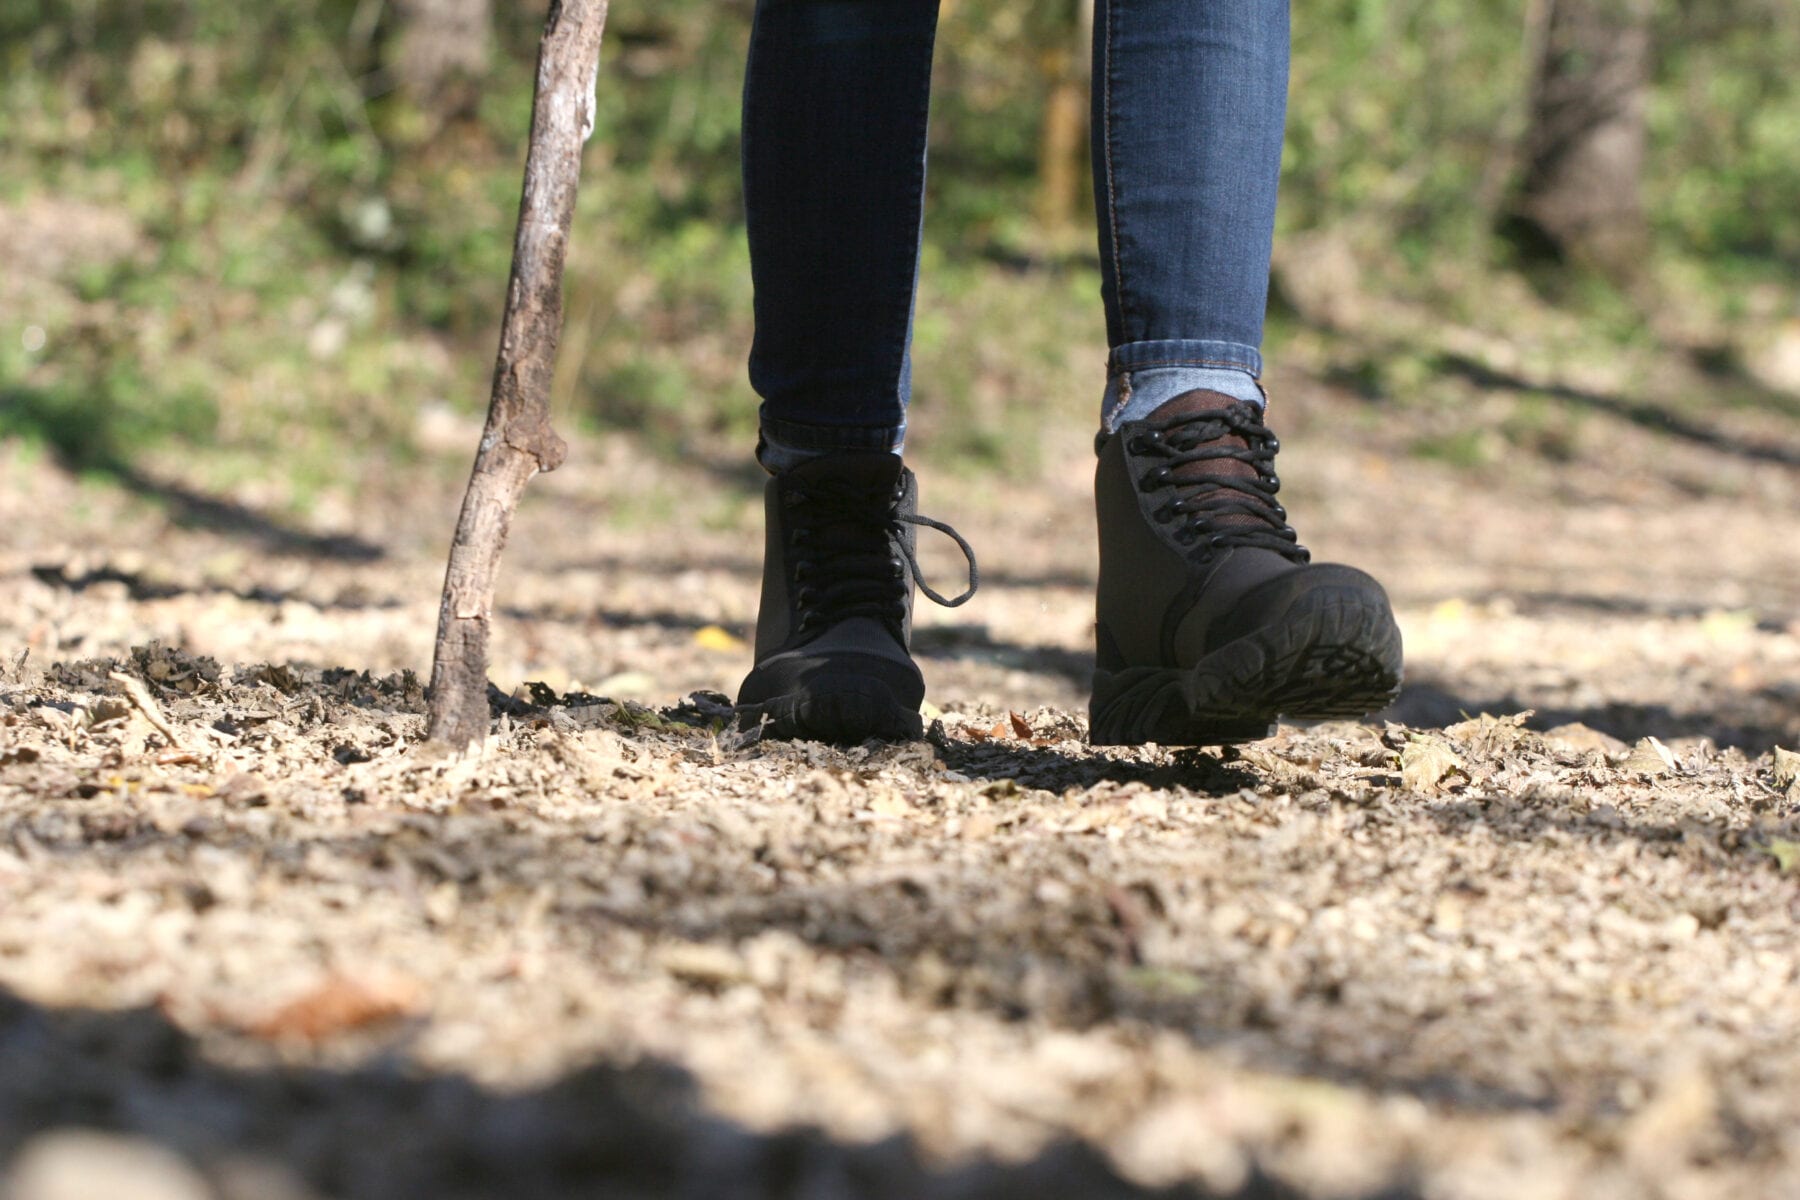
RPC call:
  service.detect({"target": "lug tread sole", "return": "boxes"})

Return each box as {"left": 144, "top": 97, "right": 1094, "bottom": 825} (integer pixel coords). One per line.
{"left": 1089, "top": 592, "right": 1403, "bottom": 747}
{"left": 737, "top": 681, "right": 923, "bottom": 745}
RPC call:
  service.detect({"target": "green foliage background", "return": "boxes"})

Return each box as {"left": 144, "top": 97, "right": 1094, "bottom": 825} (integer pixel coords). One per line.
{"left": 2, "top": 0, "right": 1796, "bottom": 486}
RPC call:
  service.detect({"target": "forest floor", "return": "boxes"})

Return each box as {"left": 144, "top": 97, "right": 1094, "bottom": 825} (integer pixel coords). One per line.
{"left": 3, "top": 357, "right": 1800, "bottom": 1200}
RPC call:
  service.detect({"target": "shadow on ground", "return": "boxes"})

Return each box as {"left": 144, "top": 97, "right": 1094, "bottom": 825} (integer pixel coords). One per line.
{"left": 1, "top": 383, "right": 384, "bottom": 563}
{"left": 0, "top": 986, "right": 1398, "bottom": 1200}
{"left": 1384, "top": 675, "right": 1800, "bottom": 755}
{"left": 1434, "top": 352, "right": 1800, "bottom": 469}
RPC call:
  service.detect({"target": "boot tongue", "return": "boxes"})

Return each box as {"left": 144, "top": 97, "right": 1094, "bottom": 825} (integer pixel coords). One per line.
{"left": 1142, "top": 389, "right": 1263, "bottom": 529}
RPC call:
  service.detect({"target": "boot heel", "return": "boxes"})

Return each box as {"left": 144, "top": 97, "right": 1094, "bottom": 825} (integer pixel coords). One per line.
{"left": 1089, "top": 666, "right": 1276, "bottom": 747}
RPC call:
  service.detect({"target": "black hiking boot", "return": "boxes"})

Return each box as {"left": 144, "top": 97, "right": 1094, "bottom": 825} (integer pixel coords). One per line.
{"left": 737, "top": 452, "right": 977, "bottom": 744}
{"left": 1089, "top": 390, "right": 1403, "bottom": 746}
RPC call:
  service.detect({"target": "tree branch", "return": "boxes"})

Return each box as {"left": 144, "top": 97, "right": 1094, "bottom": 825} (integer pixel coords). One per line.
{"left": 425, "top": 0, "right": 608, "bottom": 751}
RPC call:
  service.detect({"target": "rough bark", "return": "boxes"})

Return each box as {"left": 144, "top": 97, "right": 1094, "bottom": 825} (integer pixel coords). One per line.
{"left": 1509, "top": 0, "right": 1653, "bottom": 279}
{"left": 425, "top": 0, "right": 607, "bottom": 752}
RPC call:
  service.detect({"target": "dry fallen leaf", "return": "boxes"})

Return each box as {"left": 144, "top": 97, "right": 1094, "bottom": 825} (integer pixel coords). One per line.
{"left": 1443, "top": 710, "right": 1534, "bottom": 755}
{"left": 1766, "top": 840, "right": 1800, "bottom": 874}
{"left": 867, "top": 792, "right": 913, "bottom": 820}
{"left": 658, "top": 941, "right": 746, "bottom": 988}
{"left": 1620, "top": 736, "right": 1678, "bottom": 776}
{"left": 1009, "top": 711, "right": 1034, "bottom": 740}
{"left": 960, "top": 813, "right": 999, "bottom": 840}
{"left": 1542, "top": 722, "right": 1630, "bottom": 759}
{"left": 1771, "top": 746, "right": 1800, "bottom": 790}
{"left": 693, "top": 625, "right": 746, "bottom": 653}
{"left": 249, "top": 973, "right": 422, "bottom": 1041}
{"left": 109, "top": 671, "right": 184, "bottom": 749}
{"left": 1400, "top": 737, "right": 1462, "bottom": 794}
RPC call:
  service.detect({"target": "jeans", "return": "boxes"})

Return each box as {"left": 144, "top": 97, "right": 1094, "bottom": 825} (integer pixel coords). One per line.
{"left": 743, "top": 0, "right": 1290, "bottom": 462}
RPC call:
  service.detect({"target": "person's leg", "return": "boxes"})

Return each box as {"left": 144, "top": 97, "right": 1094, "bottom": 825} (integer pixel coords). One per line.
{"left": 742, "top": 0, "right": 939, "bottom": 469}
{"left": 1091, "top": 0, "right": 1287, "bottom": 422}
{"left": 1086, "top": 0, "right": 1403, "bottom": 746}
{"left": 737, "top": 0, "right": 977, "bottom": 743}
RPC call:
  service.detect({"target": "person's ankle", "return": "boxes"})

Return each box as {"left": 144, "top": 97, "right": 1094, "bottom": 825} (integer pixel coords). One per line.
{"left": 1102, "top": 365, "right": 1265, "bottom": 434}
{"left": 755, "top": 427, "right": 905, "bottom": 475}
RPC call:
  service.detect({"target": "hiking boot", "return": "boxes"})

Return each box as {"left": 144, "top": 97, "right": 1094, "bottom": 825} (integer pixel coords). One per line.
{"left": 1090, "top": 390, "right": 1402, "bottom": 746}
{"left": 737, "top": 452, "right": 977, "bottom": 744}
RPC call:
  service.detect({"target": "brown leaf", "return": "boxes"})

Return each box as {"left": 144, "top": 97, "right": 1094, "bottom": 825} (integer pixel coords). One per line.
{"left": 1009, "top": 711, "right": 1034, "bottom": 740}
{"left": 249, "top": 973, "right": 422, "bottom": 1041}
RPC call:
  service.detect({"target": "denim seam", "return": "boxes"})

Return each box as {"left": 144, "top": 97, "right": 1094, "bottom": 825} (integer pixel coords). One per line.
{"left": 1108, "top": 357, "right": 1263, "bottom": 377}
{"left": 1100, "top": 0, "right": 1129, "bottom": 342}
{"left": 882, "top": 14, "right": 939, "bottom": 419}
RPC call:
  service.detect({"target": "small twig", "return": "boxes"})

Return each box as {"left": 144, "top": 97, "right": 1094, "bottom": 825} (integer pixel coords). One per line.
{"left": 109, "top": 671, "right": 185, "bottom": 751}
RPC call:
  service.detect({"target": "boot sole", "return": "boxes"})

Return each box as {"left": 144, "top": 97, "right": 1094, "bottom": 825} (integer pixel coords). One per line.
{"left": 736, "top": 678, "right": 924, "bottom": 745}
{"left": 1089, "top": 588, "right": 1403, "bottom": 747}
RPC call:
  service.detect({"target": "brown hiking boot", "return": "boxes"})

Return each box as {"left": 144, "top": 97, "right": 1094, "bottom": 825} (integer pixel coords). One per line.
{"left": 1089, "top": 390, "right": 1403, "bottom": 745}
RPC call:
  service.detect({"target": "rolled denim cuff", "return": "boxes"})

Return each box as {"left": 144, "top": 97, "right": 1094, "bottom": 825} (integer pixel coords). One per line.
{"left": 1107, "top": 339, "right": 1263, "bottom": 377}
{"left": 1101, "top": 339, "right": 1266, "bottom": 432}
{"left": 757, "top": 413, "right": 906, "bottom": 474}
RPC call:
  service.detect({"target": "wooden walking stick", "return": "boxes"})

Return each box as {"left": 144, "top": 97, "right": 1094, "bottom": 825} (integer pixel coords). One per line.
{"left": 425, "top": 0, "right": 608, "bottom": 751}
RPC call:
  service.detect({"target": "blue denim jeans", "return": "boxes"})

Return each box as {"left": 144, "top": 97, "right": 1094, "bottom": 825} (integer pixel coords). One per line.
{"left": 743, "top": 0, "right": 1289, "bottom": 463}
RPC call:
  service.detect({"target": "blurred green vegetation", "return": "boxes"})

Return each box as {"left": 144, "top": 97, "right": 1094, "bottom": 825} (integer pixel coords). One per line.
{"left": 1, "top": 0, "right": 1796, "bottom": 494}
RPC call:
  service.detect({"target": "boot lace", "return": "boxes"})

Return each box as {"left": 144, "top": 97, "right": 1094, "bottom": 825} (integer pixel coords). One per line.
{"left": 1127, "top": 401, "right": 1311, "bottom": 563}
{"left": 784, "top": 478, "right": 979, "bottom": 638}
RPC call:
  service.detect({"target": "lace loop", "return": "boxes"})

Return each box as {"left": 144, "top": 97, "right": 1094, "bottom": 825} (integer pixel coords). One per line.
{"left": 1132, "top": 401, "right": 1311, "bottom": 563}
{"left": 898, "top": 512, "right": 979, "bottom": 608}
{"left": 782, "top": 475, "right": 979, "bottom": 636}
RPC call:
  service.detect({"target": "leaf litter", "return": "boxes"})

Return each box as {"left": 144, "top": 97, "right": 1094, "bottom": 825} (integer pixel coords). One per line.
{"left": 4, "top": 404, "right": 1800, "bottom": 1198}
